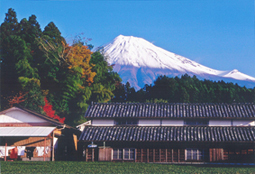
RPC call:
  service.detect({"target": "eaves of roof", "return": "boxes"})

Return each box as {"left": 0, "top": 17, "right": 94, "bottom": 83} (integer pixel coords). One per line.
{"left": 79, "top": 126, "right": 255, "bottom": 142}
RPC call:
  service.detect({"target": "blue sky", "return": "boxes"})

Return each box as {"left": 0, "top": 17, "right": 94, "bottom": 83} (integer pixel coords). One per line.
{"left": 1, "top": 0, "right": 254, "bottom": 77}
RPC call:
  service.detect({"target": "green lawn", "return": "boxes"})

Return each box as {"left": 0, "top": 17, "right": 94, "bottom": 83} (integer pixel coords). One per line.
{"left": 1, "top": 161, "right": 254, "bottom": 174}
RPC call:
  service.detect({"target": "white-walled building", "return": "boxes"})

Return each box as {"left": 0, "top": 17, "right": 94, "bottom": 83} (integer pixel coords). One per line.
{"left": 0, "top": 106, "right": 80, "bottom": 161}
{"left": 79, "top": 103, "right": 255, "bottom": 163}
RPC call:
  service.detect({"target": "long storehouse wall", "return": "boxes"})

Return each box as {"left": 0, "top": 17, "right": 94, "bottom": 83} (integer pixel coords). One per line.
{"left": 79, "top": 126, "right": 255, "bottom": 163}
{"left": 82, "top": 144, "right": 254, "bottom": 163}
{"left": 90, "top": 119, "right": 255, "bottom": 127}
{"left": 79, "top": 103, "right": 255, "bottom": 164}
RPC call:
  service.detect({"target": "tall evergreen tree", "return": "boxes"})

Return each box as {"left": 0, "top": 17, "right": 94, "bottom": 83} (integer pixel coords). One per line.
{"left": 43, "top": 22, "right": 63, "bottom": 44}
{"left": 0, "top": 9, "right": 21, "bottom": 109}
{"left": 0, "top": 9, "right": 44, "bottom": 111}
{"left": 0, "top": 8, "right": 19, "bottom": 40}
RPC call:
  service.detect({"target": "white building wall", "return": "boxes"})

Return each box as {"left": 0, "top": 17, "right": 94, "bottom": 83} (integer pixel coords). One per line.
{"left": 250, "top": 121, "right": 255, "bottom": 126}
{"left": 233, "top": 120, "right": 254, "bottom": 126}
{"left": 92, "top": 119, "right": 115, "bottom": 126}
{"left": 209, "top": 120, "right": 231, "bottom": 126}
{"left": 0, "top": 110, "right": 48, "bottom": 123}
{"left": 138, "top": 119, "right": 160, "bottom": 126}
{"left": 162, "top": 120, "right": 184, "bottom": 126}
{"left": 90, "top": 118, "right": 255, "bottom": 127}
{"left": 209, "top": 120, "right": 255, "bottom": 126}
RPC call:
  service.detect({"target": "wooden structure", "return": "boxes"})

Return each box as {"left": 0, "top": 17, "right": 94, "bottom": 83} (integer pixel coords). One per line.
{"left": 79, "top": 103, "right": 255, "bottom": 164}
{"left": 0, "top": 106, "right": 80, "bottom": 161}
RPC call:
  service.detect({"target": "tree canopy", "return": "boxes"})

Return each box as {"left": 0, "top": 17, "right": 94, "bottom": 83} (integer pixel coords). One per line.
{"left": 112, "top": 74, "right": 255, "bottom": 104}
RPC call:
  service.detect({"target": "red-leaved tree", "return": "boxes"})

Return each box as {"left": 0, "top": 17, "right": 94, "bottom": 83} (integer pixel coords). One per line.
{"left": 7, "top": 91, "right": 28, "bottom": 107}
{"left": 42, "top": 97, "right": 65, "bottom": 123}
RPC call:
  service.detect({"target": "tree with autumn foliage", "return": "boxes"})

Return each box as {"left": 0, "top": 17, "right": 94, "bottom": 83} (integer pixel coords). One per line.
{"left": 60, "top": 43, "right": 97, "bottom": 124}
{"left": 7, "top": 92, "right": 28, "bottom": 108}
{"left": 37, "top": 34, "right": 97, "bottom": 124}
{"left": 42, "top": 97, "right": 65, "bottom": 123}
{"left": 64, "top": 44, "right": 96, "bottom": 84}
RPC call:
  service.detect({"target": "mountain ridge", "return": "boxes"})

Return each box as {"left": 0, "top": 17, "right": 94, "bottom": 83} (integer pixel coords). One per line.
{"left": 100, "top": 35, "right": 255, "bottom": 90}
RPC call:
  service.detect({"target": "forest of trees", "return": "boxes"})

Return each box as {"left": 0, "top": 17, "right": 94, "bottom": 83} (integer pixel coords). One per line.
{"left": 1, "top": 8, "right": 255, "bottom": 126}
{"left": 113, "top": 74, "right": 255, "bottom": 104}
{"left": 0, "top": 8, "right": 121, "bottom": 125}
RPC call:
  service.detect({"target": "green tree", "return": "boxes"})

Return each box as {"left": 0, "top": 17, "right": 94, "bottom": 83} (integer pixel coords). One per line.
{"left": 18, "top": 77, "right": 45, "bottom": 113}
{"left": 90, "top": 51, "right": 121, "bottom": 103}
{"left": 0, "top": 8, "right": 19, "bottom": 41}
{"left": 0, "top": 9, "right": 21, "bottom": 107}
{"left": 43, "top": 22, "right": 63, "bottom": 44}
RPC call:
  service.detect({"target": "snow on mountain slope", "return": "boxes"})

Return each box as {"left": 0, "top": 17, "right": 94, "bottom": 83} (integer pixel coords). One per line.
{"left": 101, "top": 35, "right": 255, "bottom": 90}
{"left": 222, "top": 69, "right": 255, "bottom": 81}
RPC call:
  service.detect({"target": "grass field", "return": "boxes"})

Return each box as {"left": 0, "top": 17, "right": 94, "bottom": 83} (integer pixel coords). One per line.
{"left": 1, "top": 161, "right": 254, "bottom": 174}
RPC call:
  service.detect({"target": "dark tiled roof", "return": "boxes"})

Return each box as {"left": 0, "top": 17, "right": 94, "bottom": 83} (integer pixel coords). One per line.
{"left": 79, "top": 126, "right": 255, "bottom": 142}
{"left": 85, "top": 103, "right": 255, "bottom": 119}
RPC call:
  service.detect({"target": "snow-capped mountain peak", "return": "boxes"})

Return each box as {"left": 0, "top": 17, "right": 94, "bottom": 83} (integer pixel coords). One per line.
{"left": 101, "top": 35, "right": 255, "bottom": 89}
{"left": 223, "top": 69, "right": 255, "bottom": 81}
{"left": 104, "top": 35, "right": 219, "bottom": 73}
{"left": 104, "top": 35, "right": 160, "bottom": 68}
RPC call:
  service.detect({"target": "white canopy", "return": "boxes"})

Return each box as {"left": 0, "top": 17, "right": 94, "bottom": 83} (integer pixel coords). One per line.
{"left": 0, "top": 127, "right": 56, "bottom": 137}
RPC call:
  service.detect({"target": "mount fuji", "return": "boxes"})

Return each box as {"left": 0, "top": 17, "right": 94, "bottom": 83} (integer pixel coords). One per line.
{"left": 99, "top": 35, "right": 255, "bottom": 90}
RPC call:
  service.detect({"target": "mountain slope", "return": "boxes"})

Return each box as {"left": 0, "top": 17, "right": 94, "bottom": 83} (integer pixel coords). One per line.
{"left": 101, "top": 35, "right": 255, "bottom": 90}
